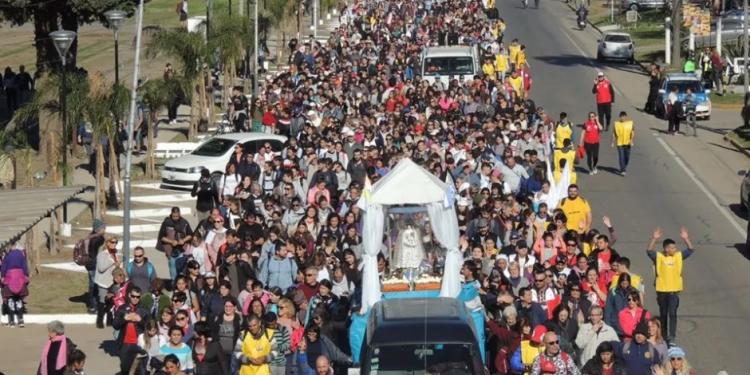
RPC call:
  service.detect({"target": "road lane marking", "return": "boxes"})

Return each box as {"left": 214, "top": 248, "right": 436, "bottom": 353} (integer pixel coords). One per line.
{"left": 655, "top": 136, "right": 746, "bottom": 237}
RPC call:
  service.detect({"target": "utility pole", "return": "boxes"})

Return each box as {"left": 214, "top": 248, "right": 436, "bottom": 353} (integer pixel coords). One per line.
{"left": 671, "top": 0, "right": 682, "bottom": 69}
{"left": 123, "top": 0, "right": 145, "bottom": 268}
{"left": 744, "top": 0, "right": 748, "bottom": 94}
{"left": 666, "top": 17, "right": 672, "bottom": 65}
{"left": 717, "top": 0, "right": 724, "bottom": 56}
{"left": 253, "top": 0, "right": 259, "bottom": 97}
{"left": 314, "top": 0, "right": 318, "bottom": 39}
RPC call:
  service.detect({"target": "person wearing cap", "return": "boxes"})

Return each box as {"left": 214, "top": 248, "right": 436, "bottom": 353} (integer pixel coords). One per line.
{"left": 646, "top": 226, "right": 695, "bottom": 344}
{"left": 580, "top": 341, "right": 627, "bottom": 375}
{"left": 592, "top": 72, "right": 615, "bottom": 131}
{"left": 617, "top": 319, "right": 661, "bottom": 375}
{"left": 657, "top": 346, "right": 695, "bottom": 375}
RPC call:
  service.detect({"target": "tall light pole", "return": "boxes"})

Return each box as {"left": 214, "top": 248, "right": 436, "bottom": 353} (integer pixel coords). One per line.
{"left": 104, "top": 10, "right": 127, "bottom": 209}
{"left": 104, "top": 10, "right": 126, "bottom": 85}
{"left": 253, "top": 0, "right": 259, "bottom": 97}
{"left": 123, "top": 0, "right": 145, "bottom": 268}
{"left": 50, "top": 30, "right": 76, "bottom": 222}
{"left": 744, "top": 0, "right": 748, "bottom": 94}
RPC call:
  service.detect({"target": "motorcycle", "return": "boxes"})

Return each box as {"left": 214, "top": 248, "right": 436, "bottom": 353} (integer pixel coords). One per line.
{"left": 576, "top": 7, "right": 588, "bottom": 30}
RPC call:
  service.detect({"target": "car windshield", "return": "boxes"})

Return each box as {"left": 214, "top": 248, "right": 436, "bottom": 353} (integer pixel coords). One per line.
{"left": 422, "top": 57, "right": 475, "bottom": 76}
{"left": 604, "top": 35, "right": 630, "bottom": 43}
{"left": 369, "top": 343, "right": 477, "bottom": 375}
{"left": 191, "top": 138, "right": 236, "bottom": 157}
{"left": 666, "top": 80, "right": 703, "bottom": 93}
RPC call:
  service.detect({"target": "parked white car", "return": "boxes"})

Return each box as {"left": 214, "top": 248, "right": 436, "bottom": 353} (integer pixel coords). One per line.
{"left": 161, "top": 133, "right": 287, "bottom": 190}
{"left": 597, "top": 32, "right": 635, "bottom": 64}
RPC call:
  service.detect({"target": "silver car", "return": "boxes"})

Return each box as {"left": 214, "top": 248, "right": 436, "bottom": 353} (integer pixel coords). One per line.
{"left": 621, "top": 0, "right": 665, "bottom": 11}
{"left": 597, "top": 32, "right": 635, "bottom": 63}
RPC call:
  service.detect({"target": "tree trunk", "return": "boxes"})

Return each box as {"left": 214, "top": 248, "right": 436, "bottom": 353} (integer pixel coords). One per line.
{"left": 33, "top": 6, "right": 59, "bottom": 73}
{"left": 189, "top": 84, "right": 198, "bottom": 140}
{"left": 60, "top": 9, "right": 80, "bottom": 70}
{"left": 108, "top": 139, "right": 121, "bottom": 209}
{"left": 47, "top": 131, "right": 60, "bottom": 184}
{"left": 671, "top": 0, "right": 682, "bottom": 70}
{"left": 95, "top": 143, "right": 106, "bottom": 219}
{"left": 146, "top": 112, "right": 157, "bottom": 179}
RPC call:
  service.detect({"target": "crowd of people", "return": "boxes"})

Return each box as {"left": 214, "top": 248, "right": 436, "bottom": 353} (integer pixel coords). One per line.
{"left": 0, "top": 0, "right": 705, "bottom": 374}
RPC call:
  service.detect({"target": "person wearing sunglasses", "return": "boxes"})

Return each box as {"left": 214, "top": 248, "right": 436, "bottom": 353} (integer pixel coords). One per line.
{"left": 94, "top": 236, "right": 123, "bottom": 328}
{"left": 617, "top": 291, "right": 651, "bottom": 340}
{"left": 112, "top": 285, "right": 150, "bottom": 375}
{"left": 529, "top": 331, "right": 580, "bottom": 375}
{"left": 656, "top": 346, "right": 695, "bottom": 375}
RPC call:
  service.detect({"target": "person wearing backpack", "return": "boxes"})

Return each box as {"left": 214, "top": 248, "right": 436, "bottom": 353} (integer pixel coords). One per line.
{"left": 1, "top": 243, "right": 29, "bottom": 327}
{"left": 259, "top": 240, "right": 298, "bottom": 293}
{"left": 617, "top": 320, "right": 661, "bottom": 375}
{"left": 77, "top": 219, "right": 106, "bottom": 314}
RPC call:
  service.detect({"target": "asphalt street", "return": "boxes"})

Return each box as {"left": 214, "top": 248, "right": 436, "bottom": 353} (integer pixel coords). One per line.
{"left": 495, "top": 0, "right": 749, "bottom": 372}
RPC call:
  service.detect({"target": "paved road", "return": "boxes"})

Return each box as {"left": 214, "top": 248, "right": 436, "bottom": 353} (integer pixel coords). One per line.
{"left": 496, "top": 0, "right": 749, "bottom": 373}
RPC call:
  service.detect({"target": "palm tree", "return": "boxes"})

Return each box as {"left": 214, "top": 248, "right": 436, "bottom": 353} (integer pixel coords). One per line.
{"left": 145, "top": 27, "right": 210, "bottom": 140}
{"left": 0, "top": 127, "right": 29, "bottom": 189}
{"left": 210, "top": 14, "right": 250, "bottom": 110}
{"left": 85, "top": 73, "right": 117, "bottom": 218}
{"left": 138, "top": 78, "right": 172, "bottom": 179}
{"left": 14, "top": 72, "right": 90, "bottom": 185}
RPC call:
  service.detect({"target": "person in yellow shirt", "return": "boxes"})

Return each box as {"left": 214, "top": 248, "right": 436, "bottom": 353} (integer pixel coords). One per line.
{"left": 554, "top": 138, "right": 576, "bottom": 172}
{"left": 553, "top": 158, "right": 577, "bottom": 185}
{"left": 507, "top": 70, "right": 524, "bottom": 98}
{"left": 495, "top": 52, "right": 509, "bottom": 81}
{"left": 509, "top": 39, "right": 521, "bottom": 71}
{"left": 646, "top": 226, "right": 695, "bottom": 343}
{"left": 612, "top": 111, "right": 634, "bottom": 176}
{"left": 555, "top": 112, "right": 573, "bottom": 149}
{"left": 559, "top": 184, "right": 591, "bottom": 233}
{"left": 482, "top": 58, "right": 496, "bottom": 80}
{"left": 515, "top": 45, "right": 527, "bottom": 68}
{"left": 239, "top": 315, "right": 275, "bottom": 375}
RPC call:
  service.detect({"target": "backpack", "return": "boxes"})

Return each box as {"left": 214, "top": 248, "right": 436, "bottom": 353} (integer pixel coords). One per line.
{"left": 73, "top": 236, "right": 94, "bottom": 266}
{"left": 672, "top": 100, "right": 686, "bottom": 119}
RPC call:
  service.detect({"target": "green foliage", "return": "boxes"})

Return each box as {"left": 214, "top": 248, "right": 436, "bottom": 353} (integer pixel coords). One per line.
{"left": 145, "top": 27, "right": 209, "bottom": 80}
{"left": 15, "top": 72, "right": 91, "bottom": 137}
{"left": 210, "top": 14, "right": 249, "bottom": 66}
{"left": 138, "top": 78, "right": 172, "bottom": 114}
{"left": 0, "top": 127, "right": 28, "bottom": 156}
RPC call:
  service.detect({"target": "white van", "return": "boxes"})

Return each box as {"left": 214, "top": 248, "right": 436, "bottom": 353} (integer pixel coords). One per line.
{"left": 421, "top": 45, "right": 481, "bottom": 87}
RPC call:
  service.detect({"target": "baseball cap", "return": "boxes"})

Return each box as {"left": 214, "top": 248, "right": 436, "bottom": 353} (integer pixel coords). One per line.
{"left": 597, "top": 71, "right": 604, "bottom": 76}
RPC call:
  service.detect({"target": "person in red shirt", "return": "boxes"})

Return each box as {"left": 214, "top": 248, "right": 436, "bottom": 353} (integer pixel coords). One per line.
{"left": 579, "top": 112, "right": 603, "bottom": 175}
{"left": 112, "top": 285, "right": 150, "bottom": 375}
{"left": 592, "top": 71, "right": 615, "bottom": 131}
{"left": 261, "top": 105, "right": 277, "bottom": 134}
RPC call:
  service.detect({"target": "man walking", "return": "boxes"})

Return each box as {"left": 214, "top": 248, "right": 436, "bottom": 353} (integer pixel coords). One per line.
{"left": 646, "top": 226, "right": 695, "bottom": 344}
{"left": 126, "top": 246, "right": 157, "bottom": 294}
{"left": 113, "top": 285, "right": 149, "bottom": 374}
{"left": 612, "top": 111, "right": 634, "bottom": 176}
{"left": 592, "top": 71, "right": 615, "bottom": 131}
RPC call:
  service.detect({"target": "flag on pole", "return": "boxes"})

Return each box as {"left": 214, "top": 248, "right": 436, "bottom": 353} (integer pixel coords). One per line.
{"left": 356, "top": 176, "right": 373, "bottom": 210}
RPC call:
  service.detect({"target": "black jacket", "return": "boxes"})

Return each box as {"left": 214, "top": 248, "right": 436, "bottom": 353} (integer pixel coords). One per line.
{"left": 192, "top": 177, "right": 220, "bottom": 213}
{"left": 112, "top": 303, "right": 150, "bottom": 346}
{"left": 581, "top": 358, "right": 628, "bottom": 375}
{"left": 193, "top": 340, "right": 228, "bottom": 375}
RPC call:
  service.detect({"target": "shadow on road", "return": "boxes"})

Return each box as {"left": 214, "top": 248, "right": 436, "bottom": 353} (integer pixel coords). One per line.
{"left": 99, "top": 339, "right": 120, "bottom": 357}
{"left": 534, "top": 54, "right": 595, "bottom": 67}
{"left": 733, "top": 242, "right": 750, "bottom": 261}
{"left": 68, "top": 292, "right": 90, "bottom": 306}
{"left": 728, "top": 203, "right": 748, "bottom": 220}
{"left": 595, "top": 165, "right": 621, "bottom": 175}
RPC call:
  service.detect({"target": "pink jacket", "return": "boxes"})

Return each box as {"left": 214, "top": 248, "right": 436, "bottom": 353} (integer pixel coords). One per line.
{"left": 618, "top": 307, "right": 650, "bottom": 338}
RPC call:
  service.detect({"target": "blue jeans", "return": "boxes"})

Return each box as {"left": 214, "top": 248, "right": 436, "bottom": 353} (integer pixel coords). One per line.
{"left": 617, "top": 145, "right": 631, "bottom": 172}
{"left": 87, "top": 270, "right": 98, "bottom": 309}
{"left": 167, "top": 256, "right": 177, "bottom": 281}
{"left": 657, "top": 291, "right": 680, "bottom": 342}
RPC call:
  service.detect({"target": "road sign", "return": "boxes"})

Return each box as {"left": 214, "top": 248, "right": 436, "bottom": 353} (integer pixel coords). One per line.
{"left": 626, "top": 10, "right": 638, "bottom": 23}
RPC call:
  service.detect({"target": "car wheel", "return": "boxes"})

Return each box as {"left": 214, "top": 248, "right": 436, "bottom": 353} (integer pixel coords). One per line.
{"left": 656, "top": 103, "right": 665, "bottom": 119}
{"left": 597, "top": 53, "right": 604, "bottom": 62}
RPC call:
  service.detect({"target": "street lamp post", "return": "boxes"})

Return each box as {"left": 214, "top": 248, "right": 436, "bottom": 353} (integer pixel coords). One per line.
{"left": 49, "top": 29, "right": 76, "bottom": 222}
{"left": 104, "top": 10, "right": 127, "bottom": 85}
{"left": 253, "top": 0, "right": 259, "bottom": 97}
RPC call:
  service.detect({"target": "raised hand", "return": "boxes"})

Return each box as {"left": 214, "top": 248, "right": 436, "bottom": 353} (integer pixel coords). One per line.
{"left": 602, "top": 216, "right": 612, "bottom": 228}
{"left": 652, "top": 227, "right": 663, "bottom": 240}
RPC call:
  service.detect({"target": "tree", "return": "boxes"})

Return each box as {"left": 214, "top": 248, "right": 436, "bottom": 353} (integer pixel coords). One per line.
{"left": 85, "top": 73, "right": 116, "bottom": 218}
{"left": 15, "top": 71, "right": 91, "bottom": 185}
{"left": 138, "top": 78, "right": 172, "bottom": 178}
{"left": 0, "top": 0, "right": 138, "bottom": 72}
{"left": 145, "top": 27, "right": 210, "bottom": 140}
{"left": 210, "top": 14, "right": 249, "bottom": 110}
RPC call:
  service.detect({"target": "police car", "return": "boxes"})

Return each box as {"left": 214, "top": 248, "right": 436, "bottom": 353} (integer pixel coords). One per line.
{"left": 655, "top": 73, "right": 712, "bottom": 120}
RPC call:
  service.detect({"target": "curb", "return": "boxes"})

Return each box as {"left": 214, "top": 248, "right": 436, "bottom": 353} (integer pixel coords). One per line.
{"left": 0, "top": 314, "right": 95, "bottom": 325}
{"left": 724, "top": 133, "right": 750, "bottom": 159}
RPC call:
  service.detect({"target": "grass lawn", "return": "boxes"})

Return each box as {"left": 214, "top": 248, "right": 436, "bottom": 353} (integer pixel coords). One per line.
{"left": 711, "top": 92, "right": 745, "bottom": 108}
{"left": 27, "top": 266, "right": 90, "bottom": 314}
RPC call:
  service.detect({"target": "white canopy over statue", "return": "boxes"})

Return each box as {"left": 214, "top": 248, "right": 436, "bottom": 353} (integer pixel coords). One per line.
{"left": 357, "top": 158, "right": 462, "bottom": 313}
